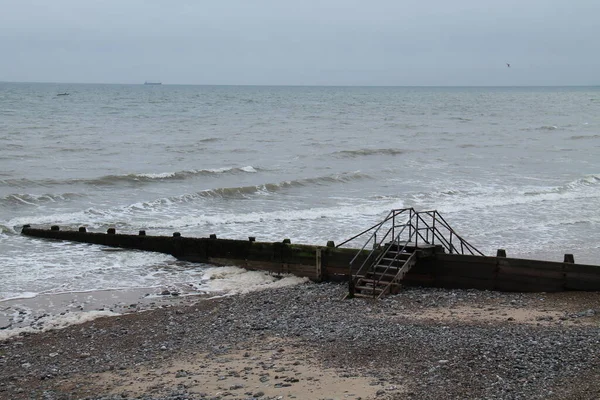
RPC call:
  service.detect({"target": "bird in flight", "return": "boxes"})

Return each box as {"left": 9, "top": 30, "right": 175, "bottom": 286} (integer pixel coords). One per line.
{"left": 506, "top": 63, "right": 511, "bottom": 68}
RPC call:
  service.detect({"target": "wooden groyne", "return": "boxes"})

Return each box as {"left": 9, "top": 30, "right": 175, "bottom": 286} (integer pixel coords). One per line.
{"left": 21, "top": 221, "right": 600, "bottom": 293}
{"left": 21, "top": 225, "right": 361, "bottom": 282}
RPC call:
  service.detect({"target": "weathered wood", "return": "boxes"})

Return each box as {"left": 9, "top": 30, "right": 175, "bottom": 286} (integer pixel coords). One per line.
{"left": 316, "top": 249, "right": 322, "bottom": 282}
{"left": 20, "top": 227, "right": 600, "bottom": 292}
{"left": 564, "top": 263, "right": 600, "bottom": 291}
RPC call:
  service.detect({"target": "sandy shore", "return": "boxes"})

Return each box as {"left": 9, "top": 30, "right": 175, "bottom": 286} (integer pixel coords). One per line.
{"left": 1, "top": 282, "right": 600, "bottom": 399}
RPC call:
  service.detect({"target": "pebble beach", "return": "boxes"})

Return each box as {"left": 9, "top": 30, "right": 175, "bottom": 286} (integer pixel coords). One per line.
{"left": 2, "top": 282, "right": 600, "bottom": 400}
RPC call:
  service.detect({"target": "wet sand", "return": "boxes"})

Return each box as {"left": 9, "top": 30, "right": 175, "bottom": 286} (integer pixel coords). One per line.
{"left": 0, "top": 287, "right": 202, "bottom": 339}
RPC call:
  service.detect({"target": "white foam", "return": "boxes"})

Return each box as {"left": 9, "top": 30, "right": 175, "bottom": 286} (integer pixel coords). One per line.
{"left": 0, "top": 310, "right": 120, "bottom": 341}
{"left": 0, "top": 292, "right": 39, "bottom": 302}
{"left": 162, "top": 199, "right": 402, "bottom": 230}
{"left": 137, "top": 172, "right": 177, "bottom": 179}
{"left": 198, "top": 266, "right": 309, "bottom": 296}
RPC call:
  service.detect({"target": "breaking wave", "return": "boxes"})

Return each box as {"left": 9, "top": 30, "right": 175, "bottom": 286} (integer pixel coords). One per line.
{"left": 88, "top": 166, "right": 259, "bottom": 184}
{"left": 0, "top": 224, "right": 15, "bottom": 234}
{"left": 149, "top": 171, "right": 371, "bottom": 202}
{"left": 6, "top": 171, "right": 373, "bottom": 228}
{"left": 0, "top": 166, "right": 259, "bottom": 187}
{"left": 0, "top": 193, "right": 85, "bottom": 207}
{"left": 523, "top": 174, "right": 600, "bottom": 196}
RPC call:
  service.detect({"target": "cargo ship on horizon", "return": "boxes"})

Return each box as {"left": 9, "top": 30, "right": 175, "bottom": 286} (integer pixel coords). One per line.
{"left": 144, "top": 81, "right": 162, "bottom": 85}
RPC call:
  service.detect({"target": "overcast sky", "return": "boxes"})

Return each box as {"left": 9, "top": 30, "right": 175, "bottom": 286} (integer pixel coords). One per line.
{"left": 0, "top": 0, "right": 598, "bottom": 86}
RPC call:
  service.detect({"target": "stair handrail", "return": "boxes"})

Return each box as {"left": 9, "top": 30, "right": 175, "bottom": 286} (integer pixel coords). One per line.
{"left": 407, "top": 209, "right": 483, "bottom": 256}
{"left": 430, "top": 211, "right": 483, "bottom": 255}
{"left": 413, "top": 212, "right": 456, "bottom": 252}
{"left": 337, "top": 208, "right": 412, "bottom": 249}
{"left": 348, "top": 210, "right": 413, "bottom": 297}
{"left": 349, "top": 221, "right": 397, "bottom": 280}
{"left": 367, "top": 228, "right": 415, "bottom": 296}
{"left": 346, "top": 208, "right": 411, "bottom": 273}
{"left": 381, "top": 251, "right": 417, "bottom": 299}
{"left": 347, "top": 208, "right": 484, "bottom": 299}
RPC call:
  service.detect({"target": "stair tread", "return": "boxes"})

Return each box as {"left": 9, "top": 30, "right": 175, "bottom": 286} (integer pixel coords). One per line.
{"left": 354, "top": 285, "right": 384, "bottom": 292}
{"left": 351, "top": 293, "right": 380, "bottom": 298}
{"left": 357, "top": 280, "right": 400, "bottom": 287}
{"left": 366, "top": 272, "right": 398, "bottom": 278}
{"left": 375, "top": 264, "right": 402, "bottom": 270}
{"left": 348, "top": 243, "right": 418, "bottom": 299}
{"left": 355, "top": 280, "right": 387, "bottom": 287}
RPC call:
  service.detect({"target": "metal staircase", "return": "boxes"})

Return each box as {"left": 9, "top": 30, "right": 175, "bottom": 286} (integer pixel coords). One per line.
{"left": 339, "top": 208, "right": 483, "bottom": 299}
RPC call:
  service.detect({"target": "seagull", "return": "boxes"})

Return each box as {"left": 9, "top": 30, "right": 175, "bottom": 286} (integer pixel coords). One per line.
{"left": 506, "top": 63, "right": 511, "bottom": 68}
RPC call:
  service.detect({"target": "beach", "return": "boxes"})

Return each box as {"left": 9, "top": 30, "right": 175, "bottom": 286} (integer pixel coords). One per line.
{"left": 1, "top": 83, "right": 600, "bottom": 399}
{"left": 2, "top": 282, "right": 600, "bottom": 399}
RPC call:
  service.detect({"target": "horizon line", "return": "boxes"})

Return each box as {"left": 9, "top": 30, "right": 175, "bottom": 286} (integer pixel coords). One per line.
{"left": 1, "top": 80, "right": 599, "bottom": 88}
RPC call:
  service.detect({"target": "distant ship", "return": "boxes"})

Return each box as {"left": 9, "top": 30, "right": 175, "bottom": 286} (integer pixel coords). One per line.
{"left": 144, "top": 81, "right": 162, "bottom": 85}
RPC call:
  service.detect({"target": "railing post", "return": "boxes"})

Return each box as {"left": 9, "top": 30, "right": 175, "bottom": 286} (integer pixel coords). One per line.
{"left": 408, "top": 209, "right": 412, "bottom": 242}
{"left": 432, "top": 212, "right": 436, "bottom": 245}
{"left": 415, "top": 215, "right": 419, "bottom": 248}
{"left": 392, "top": 212, "right": 395, "bottom": 245}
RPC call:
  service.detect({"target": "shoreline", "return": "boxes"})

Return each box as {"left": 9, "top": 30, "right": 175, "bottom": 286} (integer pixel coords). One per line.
{"left": 1, "top": 283, "right": 600, "bottom": 399}
{"left": 0, "top": 267, "right": 309, "bottom": 339}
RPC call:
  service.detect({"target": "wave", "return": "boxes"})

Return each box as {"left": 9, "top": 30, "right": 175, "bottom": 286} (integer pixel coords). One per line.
{"left": 559, "top": 174, "right": 600, "bottom": 192}
{"left": 153, "top": 198, "right": 403, "bottom": 232}
{"left": 90, "top": 166, "right": 260, "bottom": 184}
{"left": 0, "top": 166, "right": 259, "bottom": 188}
{"left": 536, "top": 125, "right": 558, "bottom": 131}
{"left": 0, "top": 193, "right": 85, "bottom": 207}
{"left": 0, "top": 224, "right": 16, "bottom": 234}
{"left": 569, "top": 134, "right": 600, "bottom": 140}
{"left": 6, "top": 172, "right": 373, "bottom": 229}
{"left": 145, "top": 171, "right": 371, "bottom": 203}
{"left": 333, "top": 148, "right": 407, "bottom": 158}
{"left": 524, "top": 174, "right": 600, "bottom": 196}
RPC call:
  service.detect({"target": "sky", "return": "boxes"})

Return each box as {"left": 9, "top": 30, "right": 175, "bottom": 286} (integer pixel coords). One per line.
{"left": 0, "top": 0, "right": 598, "bottom": 86}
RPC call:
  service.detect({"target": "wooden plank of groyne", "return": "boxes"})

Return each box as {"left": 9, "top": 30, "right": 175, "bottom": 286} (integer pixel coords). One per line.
{"left": 316, "top": 249, "right": 322, "bottom": 282}
{"left": 496, "top": 258, "right": 564, "bottom": 292}
{"left": 434, "top": 275, "right": 496, "bottom": 291}
{"left": 434, "top": 254, "right": 497, "bottom": 280}
{"left": 401, "top": 272, "right": 435, "bottom": 286}
{"left": 564, "top": 263, "right": 600, "bottom": 291}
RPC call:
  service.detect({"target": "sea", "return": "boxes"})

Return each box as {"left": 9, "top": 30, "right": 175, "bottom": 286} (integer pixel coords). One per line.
{"left": 1, "top": 83, "right": 599, "bottom": 335}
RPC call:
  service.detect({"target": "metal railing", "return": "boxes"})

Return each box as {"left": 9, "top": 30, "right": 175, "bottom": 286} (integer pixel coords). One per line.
{"left": 342, "top": 208, "right": 484, "bottom": 292}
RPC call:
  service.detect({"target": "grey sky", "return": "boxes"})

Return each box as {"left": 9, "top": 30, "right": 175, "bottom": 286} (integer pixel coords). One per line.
{"left": 0, "top": 0, "right": 598, "bottom": 86}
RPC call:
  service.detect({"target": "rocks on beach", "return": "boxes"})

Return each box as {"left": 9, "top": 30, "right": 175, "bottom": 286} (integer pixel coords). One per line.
{"left": 1, "top": 283, "right": 600, "bottom": 399}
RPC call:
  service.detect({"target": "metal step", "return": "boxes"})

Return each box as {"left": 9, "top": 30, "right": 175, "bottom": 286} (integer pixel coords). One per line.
{"left": 351, "top": 292, "right": 382, "bottom": 299}
{"left": 356, "top": 279, "right": 401, "bottom": 287}
{"left": 365, "top": 271, "right": 398, "bottom": 279}
{"left": 354, "top": 285, "right": 385, "bottom": 292}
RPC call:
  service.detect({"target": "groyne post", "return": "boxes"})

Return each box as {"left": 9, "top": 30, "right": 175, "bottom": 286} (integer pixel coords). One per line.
{"left": 316, "top": 248, "right": 322, "bottom": 282}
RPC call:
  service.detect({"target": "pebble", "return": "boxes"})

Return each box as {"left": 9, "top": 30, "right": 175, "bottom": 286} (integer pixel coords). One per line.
{"left": 1, "top": 283, "right": 599, "bottom": 400}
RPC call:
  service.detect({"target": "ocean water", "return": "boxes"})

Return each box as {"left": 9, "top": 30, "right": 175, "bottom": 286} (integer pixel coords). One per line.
{"left": 1, "top": 83, "right": 599, "bottom": 327}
